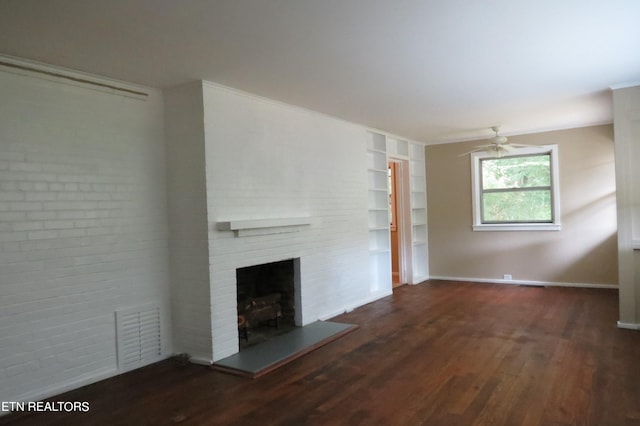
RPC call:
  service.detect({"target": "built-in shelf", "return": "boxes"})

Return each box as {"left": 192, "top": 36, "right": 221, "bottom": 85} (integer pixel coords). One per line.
{"left": 366, "top": 133, "right": 429, "bottom": 287}
{"left": 217, "top": 217, "right": 311, "bottom": 237}
{"left": 408, "top": 142, "right": 429, "bottom": 283}
{"left": 633, "top": 240, "right": 640, "bottom": 250}
{"left": 387, "top": 137, "right": 409, "bottom": 158}
{"left": 367, "top": 132, "right": 392, "bottom": 293}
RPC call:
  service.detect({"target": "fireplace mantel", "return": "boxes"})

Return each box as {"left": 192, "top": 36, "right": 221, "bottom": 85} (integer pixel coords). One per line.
{"left": 216, "top": 217, "right": 311, "bottom": 237}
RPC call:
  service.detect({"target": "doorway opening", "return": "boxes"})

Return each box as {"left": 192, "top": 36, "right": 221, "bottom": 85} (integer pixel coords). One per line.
{"left": 389, "top": 159, "right": 409, "bottom": 288}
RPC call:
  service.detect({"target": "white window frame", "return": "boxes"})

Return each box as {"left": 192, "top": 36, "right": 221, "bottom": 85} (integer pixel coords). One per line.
{"left": 471, "top": 144, "right": 561, "bottom": 231}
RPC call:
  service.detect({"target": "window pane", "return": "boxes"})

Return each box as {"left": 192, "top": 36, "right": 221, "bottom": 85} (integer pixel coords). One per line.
{"left": 482, "top": 190, "right": 552, "bottom": 222}
{"left": 482, "top": 155, "right": 550, "bottom": 190}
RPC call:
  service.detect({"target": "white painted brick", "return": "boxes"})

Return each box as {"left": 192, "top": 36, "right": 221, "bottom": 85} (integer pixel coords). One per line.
{"left": 6, "top": 361, "right": 39, "bottom": 377}
{"left": 2, "top": 242, "right": 22, "bottom": 252}
{"left": 73, "top": 219, "right": 100, "bottom": 228}
{"left": 27, "top": 230, "right": 59, "bottom": 240}
{"left": 12, "top": 221, "right": 44, "bottom": 232}
{"left": 9, "top": 202, "right": 42, "bottom": 211}
{"left": 26, "top": 172, "right": 56, "bottom": 182}
{"left": 57, "top": 174, "right": 85, "bottom": 183}
{"left": 9, "top": 162, "right": 42, "bottom": 172}
{"left": 84, "top": 193, "right": 111, "bottom": 201}
{"left": 164, "top": 82, "right": 371, "bottom": 362}
{"left": 18, "top": 182, "right": 35, "bottom": 191}
{"left": 0, "top": 231, "right": 27, "bottom": 242}
{"left": 0, "top": 212, "right": 26, "bottom": 221}
{"left": 33, "top": 182, "right": 49, "bottom": 191}
{"left": 1, "top": 60, "right": 393, "bottom": 404}
{"left": 44, "top": 220, "right": 75, "bottom": 230}
{"left": 0, "top": 171, "right": 20, "bottom": 182}
{"left": 1, "top": 182, "right": 19, "bottom": 191}
{"left": 25, "top": 192, "right": 56, "bottom": 201}
{"left": 98, "top": 201, "right": 122, "bottom": 209}
{"left": 27, "top": 211, "right": 57, "bottom": 220}
{"left": 44, "top": 201, "right": 98, "bottom": 210}
{"left": 56, "top": 192, "right": 86, "bottom": 201}
{"left": 0, "top": 151, "right": 26, "bottom": 161}
{"left": 0, "top": 192, "right": 24, "bottom": 201}
{"left": 1, "top": 64, "right": 170, "bottom": 405}
{"left": 58, "top": 228, "right": 86, "bottom": 238}
{"left": 57, "top": 211, "right": 86, "bottom": 220}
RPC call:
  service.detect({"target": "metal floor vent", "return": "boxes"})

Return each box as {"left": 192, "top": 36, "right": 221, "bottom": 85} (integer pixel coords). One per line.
{"left": 115, "top": 304, "right": 162, "bottom": 372}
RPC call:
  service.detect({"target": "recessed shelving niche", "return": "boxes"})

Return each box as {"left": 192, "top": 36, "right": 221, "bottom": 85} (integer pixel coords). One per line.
{"left": 365, "top": 132, "right": 429, "bottom": 291}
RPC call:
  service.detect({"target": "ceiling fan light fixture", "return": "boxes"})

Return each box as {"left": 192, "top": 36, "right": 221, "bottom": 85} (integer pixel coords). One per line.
{"left": 489, "top": 126, "right": 508, "bottom": 144}
{"left": 459, "top": 125, "right": 540, "bottom": 158}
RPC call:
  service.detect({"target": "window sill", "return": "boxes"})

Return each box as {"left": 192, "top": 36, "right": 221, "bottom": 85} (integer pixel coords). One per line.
{"left": 473, "top": 223, "right": 561, "bottom": 232}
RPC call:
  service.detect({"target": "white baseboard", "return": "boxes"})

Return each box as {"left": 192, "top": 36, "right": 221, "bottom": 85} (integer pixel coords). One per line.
{"left": 617, "top": 321, "right": 640, "bottom": 330}
{"left": 188, "top": 356, "right": 214, "bottom": 366}
{"left": 318, "top": 290, "right": 393, "bottom": 321}
{"left": 410, "top": 275, "right": 429, "bottom": 285}
{"left": 428, "top": 275, "right": 618, "bottom": 289}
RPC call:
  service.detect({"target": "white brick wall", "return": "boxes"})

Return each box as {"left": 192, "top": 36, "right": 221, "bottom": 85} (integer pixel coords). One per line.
{"left": 1, "top": 60, "right": 399, "bottom": 399}
{"left": 164, "top": 82, "right": 213, "bottom": 362}
{"left": 202, "top": 83, "right": 372, "bottom": 361}
{"left": 0, "top": 66, "right": 171, "bottom": 403}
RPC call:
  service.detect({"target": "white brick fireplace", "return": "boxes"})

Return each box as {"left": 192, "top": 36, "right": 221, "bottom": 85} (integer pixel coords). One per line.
{"left": 165, "top": 81, "right": 376, "bottom": 363}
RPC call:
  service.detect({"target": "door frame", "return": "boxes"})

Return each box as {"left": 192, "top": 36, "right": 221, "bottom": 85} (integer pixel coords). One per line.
{"left": 389, "top": 157, "right": 411, "bottom": 285}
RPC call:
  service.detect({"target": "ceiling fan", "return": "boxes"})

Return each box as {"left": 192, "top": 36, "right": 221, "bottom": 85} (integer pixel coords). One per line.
{"left": 459, "top": 126, "right": 533, "bottom": 157}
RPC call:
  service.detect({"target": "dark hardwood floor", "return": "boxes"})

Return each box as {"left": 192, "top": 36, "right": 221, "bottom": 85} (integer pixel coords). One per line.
{"left": 3, "top": 281, "right": 640, "bottom": 425}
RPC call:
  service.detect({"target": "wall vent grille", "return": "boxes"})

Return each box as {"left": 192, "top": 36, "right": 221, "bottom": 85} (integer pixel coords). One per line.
{"left": 115, "top": 304, "right": 162, "bottom": 372}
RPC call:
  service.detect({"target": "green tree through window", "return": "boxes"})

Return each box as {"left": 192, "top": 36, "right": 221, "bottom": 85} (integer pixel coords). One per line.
{"left": 480, "top": 154, "right": 553, "bottom": 223}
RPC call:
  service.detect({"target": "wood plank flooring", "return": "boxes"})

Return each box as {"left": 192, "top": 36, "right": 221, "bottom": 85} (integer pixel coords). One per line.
{"left": 3, "top": 280, "right": 640, "bottom": 425}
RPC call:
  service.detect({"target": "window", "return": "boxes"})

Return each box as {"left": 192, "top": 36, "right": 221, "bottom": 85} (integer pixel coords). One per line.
{"left": 471, "top": 145, "right": 560, "bottom": 231}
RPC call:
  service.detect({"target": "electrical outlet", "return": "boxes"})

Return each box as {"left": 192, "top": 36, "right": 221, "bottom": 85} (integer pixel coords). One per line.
{"left": 503, "top": 274, "right": 512, "bottom": 280}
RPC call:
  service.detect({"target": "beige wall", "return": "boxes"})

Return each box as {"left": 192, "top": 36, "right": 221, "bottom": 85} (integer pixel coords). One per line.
{"left": 426, "top": 125, "right": 617, "bottom": 286}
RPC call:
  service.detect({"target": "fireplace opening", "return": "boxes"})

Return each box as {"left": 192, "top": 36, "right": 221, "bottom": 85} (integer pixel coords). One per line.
{"left": 236, "top": 258, "right": 300, "bottom": 350}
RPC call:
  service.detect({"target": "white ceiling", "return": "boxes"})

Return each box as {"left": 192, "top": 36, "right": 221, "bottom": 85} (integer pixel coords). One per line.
{"left": 1, "top": 0, "right": 639, "bottom": 144}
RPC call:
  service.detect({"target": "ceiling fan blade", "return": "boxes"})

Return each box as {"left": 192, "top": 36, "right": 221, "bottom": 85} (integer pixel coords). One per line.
{"left": 458, "top": 144, "right": 506, "bottom": 157}
{"left": 458, "top": 148, "right": 486, "bottom": 157}
{"left": 457, "top": 126, "right": 533, "bottom": 158}
{"left": 509, "top": 143, "right": 540, "bottom": 148}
